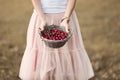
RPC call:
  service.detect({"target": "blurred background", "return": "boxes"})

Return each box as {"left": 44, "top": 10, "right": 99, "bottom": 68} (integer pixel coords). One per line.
{"left": 0, "top": 0, "right": 120, "bottom": 80}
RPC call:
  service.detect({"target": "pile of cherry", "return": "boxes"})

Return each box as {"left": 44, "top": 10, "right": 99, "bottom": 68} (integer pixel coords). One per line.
{"left": 41, "top": 28, "right": 68, "bottom": 40}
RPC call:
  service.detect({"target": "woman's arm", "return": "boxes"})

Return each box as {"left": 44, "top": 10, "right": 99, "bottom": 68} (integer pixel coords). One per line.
{"left": 31, "top": 0, "right": 45, "bottom": 21}
{"left": 60, "top": 0, "right": 76, "bottom": 32}
{"left": 64, "top": 0, "right": 76, "bottom": 18}
{"left": 31, "top": 0, "right": 47, "bottom": 31}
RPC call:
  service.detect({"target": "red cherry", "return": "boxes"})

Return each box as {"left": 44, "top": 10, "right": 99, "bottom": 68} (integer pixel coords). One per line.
{"left": 41, "top": 28, "right": 68, "bottom": 40}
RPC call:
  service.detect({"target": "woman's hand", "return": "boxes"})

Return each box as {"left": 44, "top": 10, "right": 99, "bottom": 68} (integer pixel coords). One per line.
{"left": 39, "top": 17, "right": 47, "bottom": 31}
{"left": 60, "top": 17, "right": 70, "bottom": 33}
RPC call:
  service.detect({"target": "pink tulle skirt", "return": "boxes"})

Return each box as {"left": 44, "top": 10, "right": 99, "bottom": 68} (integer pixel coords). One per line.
{"left": 19, "top": 10, "right": 94, "bottom": 80}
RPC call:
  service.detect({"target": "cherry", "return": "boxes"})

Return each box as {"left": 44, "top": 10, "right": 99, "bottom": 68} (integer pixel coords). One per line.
{"left": 41, "top": 28, "right": 68, "bottom": 40}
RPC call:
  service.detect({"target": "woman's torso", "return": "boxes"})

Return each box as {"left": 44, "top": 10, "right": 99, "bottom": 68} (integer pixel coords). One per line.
{"left": 40, "top": 0, "right": 68, "bottom": 13}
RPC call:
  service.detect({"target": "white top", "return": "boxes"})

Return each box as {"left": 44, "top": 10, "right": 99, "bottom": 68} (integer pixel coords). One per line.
{"left": 40, "top": 0, "right": 68, "bottom": 13}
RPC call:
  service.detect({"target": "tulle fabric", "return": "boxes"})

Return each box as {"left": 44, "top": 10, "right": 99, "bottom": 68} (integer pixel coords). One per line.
{"left": 19, "top": 10, "right": 94, "bottom": 80}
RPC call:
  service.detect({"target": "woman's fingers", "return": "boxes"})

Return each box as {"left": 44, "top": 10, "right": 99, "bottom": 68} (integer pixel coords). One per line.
{"left": 60, "top": 23, "right": 69, "bottom": 33}
{"left": 40, "top": 23, "right": 45, "bottom": 31}
{"left": 39, "top": 20, "right": 47, "bottom": 31}
{"left": 65, "top": 24, "right": 68, "bottom": 33}
{"left": 39, "top": 26, "right": 44, "bottom": 31}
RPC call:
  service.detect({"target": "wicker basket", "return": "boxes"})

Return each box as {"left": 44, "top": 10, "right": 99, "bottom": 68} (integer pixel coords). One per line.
{"left": 39, "top": 25, "right": 72, "bottom": 48}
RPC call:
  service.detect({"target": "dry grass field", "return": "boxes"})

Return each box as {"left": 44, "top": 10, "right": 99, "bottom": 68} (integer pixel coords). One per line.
{"left": 0, "top": 0, "right": 120, "bottom": 80}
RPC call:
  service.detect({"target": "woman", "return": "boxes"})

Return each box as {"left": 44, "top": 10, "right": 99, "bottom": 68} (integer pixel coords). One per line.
{"left": 19, "top": 0, "right": 94, "bottom": 80}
